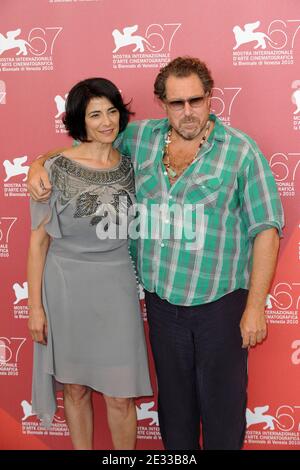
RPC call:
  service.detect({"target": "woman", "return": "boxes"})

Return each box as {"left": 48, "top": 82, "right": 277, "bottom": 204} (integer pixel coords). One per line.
{"left": 27, "top": 78, "right": 152, "bottom": 450}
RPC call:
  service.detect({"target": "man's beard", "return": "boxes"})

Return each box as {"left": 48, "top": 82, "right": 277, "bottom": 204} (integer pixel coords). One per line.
{"left": 175, "top": 118, "right": 205, "bottom": 140}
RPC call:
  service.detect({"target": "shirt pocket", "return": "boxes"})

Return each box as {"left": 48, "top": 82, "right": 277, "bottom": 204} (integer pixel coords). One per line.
{"left": 185, "top": 174, "right": 223, "bottom": 210}
{"left": 135, "top": 159, "right": 162, "bottom": 201}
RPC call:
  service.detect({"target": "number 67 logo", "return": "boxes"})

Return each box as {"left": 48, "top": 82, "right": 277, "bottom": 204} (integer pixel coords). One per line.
{"left": 0, "top": 337, "right": 26, "bottom": 363}
{"left": 210, "top": 87, "right": 242, "bottom": 117}
{"left": 0, "top": 217, "right": 17, "bottom": 243}
{"left": 270, "top": 153, "right": 300, "bottom": 182}
{"left": 267, "top": 283, "right": 300, "bottom": 310}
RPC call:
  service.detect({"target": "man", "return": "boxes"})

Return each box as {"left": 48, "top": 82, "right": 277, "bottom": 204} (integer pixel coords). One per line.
{"left": 28, "top": 57, "right": 284, "bottom": 450}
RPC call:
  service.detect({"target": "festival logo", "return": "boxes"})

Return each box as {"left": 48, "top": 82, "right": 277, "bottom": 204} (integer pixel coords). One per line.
{"left": 245, "top": 404, "right": 300, "bottom": 447}
{"left": 246, "top": 406, "right": 281, "bottom": 431}
{"left": 112, "top": 23, "right": 181, "bottom": 70}
{"left": 211, "top": 87, "right": 242, "bottom": 126}
{"left": 291, "top": 80, "right": 300, "bottom": 131}
{"left": 136, "top": 400, "right": 161, "bottom": 441}
{"left": 0, "top": 336, "right": 26, "bottom": 376}
{"left": 138, "top": 283, "right": 145, "bottom": 301}
{"left": 233, "top": 21, "right": 277, "bottom": 50}
{"left": 0, "top": 29, "right": 36, "bottom": 56}
{"left": 55, "top": 93, "right": 67, "bottom": 118}
{"left": 136, "top": 401, "right": 159, "bottom": 426}
{"left": 21, "top": 396, "right": 70, "bottom": 437}
{"left": 137, "top": 283, "right": 147, "bottom": 321}
{"left": 3, "top": 156, "right": 28, "bottom": 182}
{"left": 13, "top": 281, "right": 29, "bottom": 320}
{"left": 269, "top": 151, "right": 300, "bottom": 199}
{"left": 0, "top": 80, "right": 6, "bottom": 104}
{"left": 266, "top": 282, "right": 299, "bottom": 325}
{"left": 13, "top": 281, "right": 28, "bottom": 304}
{"left": 113, "top": 26, "right": 153, "bottom": 53}
{"left": 54, "top": 92, "right": 68, "bottom": 134}
{"left": 292, "top": 81, "right": 300, "bottom": 114}
{"left": 0, "top": 27, "right": 63, "bottom": 73}
{"left": 3, "top": 156, "right": 30, "bottom": 198}
{"left": 0, "top": 216, "right": 18, "bottom": 258}
{"left": 21, "top": 400, "right": 35, "bottom": 422}
{"left": 232, "top": 19, "right": 299, "bottom": 67}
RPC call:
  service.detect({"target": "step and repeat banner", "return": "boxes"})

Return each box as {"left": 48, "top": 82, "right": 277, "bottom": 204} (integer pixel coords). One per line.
{"left": 0, "top": 0, "right": 299, "bottom": 450}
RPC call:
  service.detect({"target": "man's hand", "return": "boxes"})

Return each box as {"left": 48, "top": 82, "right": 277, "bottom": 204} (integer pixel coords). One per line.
{"left": 27, "top": 159, "right": 52, "bottom": 201}
{"left": 240, "top": 227, "right": 279, "bottom": 349}
{"left": 240, "top": 307, "right": 267, "bottom": 348}
{"left": 27, "top": 148, "right": 67, "bottom": 201}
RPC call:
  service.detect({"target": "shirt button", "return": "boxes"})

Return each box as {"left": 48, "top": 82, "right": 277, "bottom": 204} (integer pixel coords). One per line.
{"left": 164, "top": 171, "right": 168, "bottom": 176}
{"left": 169, "top": 195, "right": 173, "bottom": 200}
{"left": 161, "top": 243, "right": 165, "bottom": 247}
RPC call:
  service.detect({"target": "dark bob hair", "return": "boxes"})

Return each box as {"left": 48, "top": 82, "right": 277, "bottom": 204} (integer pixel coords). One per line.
{"left": 63, "top": 77, "right": 134, "bottom": 142}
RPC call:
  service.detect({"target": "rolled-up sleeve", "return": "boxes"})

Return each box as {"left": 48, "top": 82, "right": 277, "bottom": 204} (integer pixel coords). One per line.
{"left": 239, "top": 150, "right": 284, "bottom": 238}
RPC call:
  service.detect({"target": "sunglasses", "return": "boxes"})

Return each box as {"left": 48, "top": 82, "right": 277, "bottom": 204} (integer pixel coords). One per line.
{"left": 165, "top": 94, "right": 208, "bottom": 111}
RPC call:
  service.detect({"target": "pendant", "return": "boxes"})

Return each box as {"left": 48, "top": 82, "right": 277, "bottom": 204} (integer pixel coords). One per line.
{"left": 167, "top": 166, "right": 177, "bottom": 178}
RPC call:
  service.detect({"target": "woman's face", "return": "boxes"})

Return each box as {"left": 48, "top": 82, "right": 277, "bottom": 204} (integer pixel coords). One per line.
{"left": 85, "top": 96, "right": 120, "bottom": 144}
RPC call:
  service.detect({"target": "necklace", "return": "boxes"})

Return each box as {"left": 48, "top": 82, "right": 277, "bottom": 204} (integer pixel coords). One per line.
{"left": 163, "top": 120, "right": 210, "bottom": 179}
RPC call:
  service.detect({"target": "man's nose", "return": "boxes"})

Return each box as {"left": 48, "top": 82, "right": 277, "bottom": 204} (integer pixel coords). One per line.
{"left": 183, "top": 101, "right": 193, "bottom": 116}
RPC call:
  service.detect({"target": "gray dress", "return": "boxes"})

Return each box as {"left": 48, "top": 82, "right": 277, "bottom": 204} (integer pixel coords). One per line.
{"left": 30, "top": 154, "right": 152, "bottom": 428}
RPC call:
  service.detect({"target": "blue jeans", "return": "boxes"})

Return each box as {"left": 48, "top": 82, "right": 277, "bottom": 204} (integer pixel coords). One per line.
{"left": 145, "top": 289, "right": 248, "bottom": 450}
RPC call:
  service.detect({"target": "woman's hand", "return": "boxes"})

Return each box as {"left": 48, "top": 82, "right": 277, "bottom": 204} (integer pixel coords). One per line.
{"left": 28, "top": 306, "right": 48, "bottom": 345}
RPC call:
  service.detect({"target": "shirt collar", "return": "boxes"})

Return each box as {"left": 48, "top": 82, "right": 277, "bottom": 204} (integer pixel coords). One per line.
{"left": 208, "top": 114, "right": 226, "bottom": 142}
{"left": 152, "top": 118, "right": 169, "bottom": 133}
{"left": 152, "top": 113, "right": 226, "bottom": 143}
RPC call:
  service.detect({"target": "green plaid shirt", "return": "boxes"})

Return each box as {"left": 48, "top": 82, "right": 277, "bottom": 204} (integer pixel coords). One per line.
{"left": 117, "top": 114, "right": 284, "bottom": 306}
